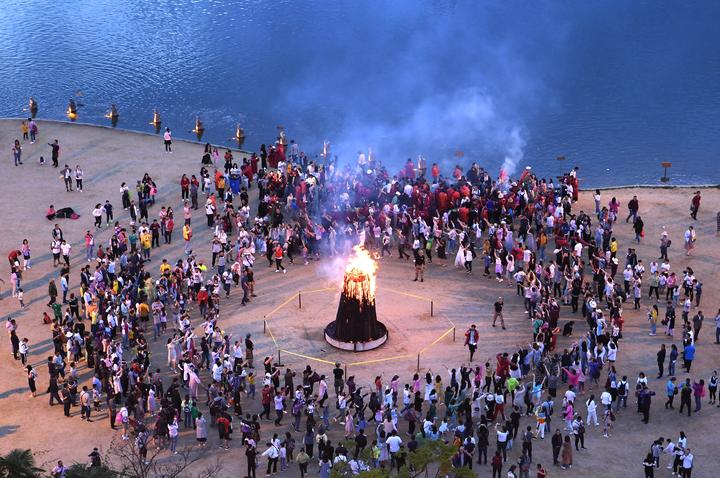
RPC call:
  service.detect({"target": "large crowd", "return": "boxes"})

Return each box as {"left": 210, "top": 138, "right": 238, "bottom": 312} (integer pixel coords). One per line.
{"left": 4, "top": 123, "right": 717, "bottom": 478}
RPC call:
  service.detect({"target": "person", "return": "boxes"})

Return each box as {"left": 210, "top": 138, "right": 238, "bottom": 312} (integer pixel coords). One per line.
{"left": 385, "top": 430, "right": 403, "bottom": 471}
{"left": 48, "top": 139, "right": 60, "bottom": 167}
{"left": 168, "top": 417, "right": 179, "bottom": 454}
{"left": 12, "top": 139, "right": 23, "bottom": 166}
{"left": 626, "top": 195, "right": 639, "bottom": 224}
{"left": 643, "top": 452, "right": 655, "bottom": 478}
{"left": 297, "top": 447, "right": 310, "bottom": 478}
{"left": 551, "top": 429, "right": 562, "bottom": 465}
{"left": 679, "top": 379, "right": 692, "bottom": 416}
{"left": 659, "top": 231, "right": 670, "bottom": 261}
{"left": 164, "top": 128, "right": 172, "bottom": 153}
{"left": 491, "top": 450, "right": 503, "bottom": 478}
{"left": 26, "top": 364, "right": 37, "bottom": 398}
{"left": 633, "top": 215, "right": 644, "bottom": 243}
{"left": 245, "top": 441, "right": 258, "bottom": 478}
{"left": 79, "top": 385, "right": 92, "bottom": 422}
{"left": 183, "top": 223, "right": 192, "bottom": 255}
{"left": 571, "top": 414, "right": 585, "bottom": 451}
{"left": 413, "top": 247, "right": 425, "bottom": 282}
{"left": 196, "top": 412, "right": 208, "bottom": 446}
{"left": 691, "top": 311, "right": 704, "bottom": 342}
{"left": 464, "top": 324, "right": 479, "bottom": 361}
{"left": 657, "top": 344, "right": 666, "bottom": 378}
{"left": 493, "top": 297, "right": 506, "bottom": 329}
{"left": 638, "top": 384, "right": 656, "bottom": 423}
{"left": 692, "top": 380, "right": 705, "bottom": 413}
{"left": 217, "top": 414, "right": 231, "bottom": 449}
{"left": 690, "top": 191, "right": 701, "bottom": 220}
{"left": 51, "top": 460, "right": 67, "bottom": 478}
{"left": 560, "top": 435, "right": 572, "bottom": 469}
{"left": 75, "top": 165, "right": 84, "bottom": 192}
{"left": 274, "top": 243, "right": 286, "bottom": 273}
{"left": 88, "top": 448, "right": 101, "bottom": 468}
{"left": 683, "top": 226, "right": 695, "bottom": 256}
{"left": 682, "top": 341, "right": 694, "bottom": 374}
{"left": 261, "top": 441, "right": 279, "bottom": 475}
{"left": 681, "top": 448, "right": 693, "bottom": 478}
{"left": 708, "top": 371, "right": 718, "bottom": 405}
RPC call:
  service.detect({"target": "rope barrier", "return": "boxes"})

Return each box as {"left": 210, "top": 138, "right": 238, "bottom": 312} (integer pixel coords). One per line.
{"left": 279, "top": 349, "right": 337, "bottom": 365}
{"left": 264, "top": 292, "right": 299, "bottom": 319}
{"left": 262, "top": 289, "right": 455, "bottom": 371}
{"left": 299, "top": 287, "right": 336, "bottom": 294}
{"left": 265, "top": 321, "right": 279, "bottom": 348}
{"left": 347, "top": 354, "right": 413, "bottom": 366}
{"left": 419, "top": 327, "right": 455, "bottom": 354}
{"left": 382, "top": 287, "right": 433, "bottom": 302}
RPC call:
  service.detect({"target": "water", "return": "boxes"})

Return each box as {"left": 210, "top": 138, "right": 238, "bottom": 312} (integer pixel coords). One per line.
{"left": 1, "top": 0, "right": 719, "bottom": 187}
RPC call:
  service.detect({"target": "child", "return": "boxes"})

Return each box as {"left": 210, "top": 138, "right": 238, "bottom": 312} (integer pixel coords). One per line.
{"left": 21, "top": 121, "right": 29, "bottom": 141}
{"left": 495, "top": 254, "right": 504, "bottom": 282}
{"left": 247, "top": 372, "right": 256, "bottom": 399}
{"left": 27, "top": 365, "right": 38, "bottom": 397}
{"left": 39, "top": 155, "right": 46, "bottom": 165}
{"left": 17, "top": 288, "right": 25, "bottom": 308}
{"left": 19, "top": 338, "right": 29, "bottom": 365}
{"left": 279, "top": 442, "right": 288, "bottom": 471}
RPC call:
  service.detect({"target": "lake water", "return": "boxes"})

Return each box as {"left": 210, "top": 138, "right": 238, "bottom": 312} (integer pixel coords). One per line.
{"left": 1, "top": 0, "right": 719, "bottom": 187}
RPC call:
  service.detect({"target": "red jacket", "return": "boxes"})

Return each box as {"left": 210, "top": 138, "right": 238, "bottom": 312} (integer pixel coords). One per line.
{"left": 496, "top": 354, "right": 510, "bottom": 378}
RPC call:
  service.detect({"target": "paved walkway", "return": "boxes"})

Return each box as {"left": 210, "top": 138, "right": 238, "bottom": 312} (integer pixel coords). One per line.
{"left": 0, "top": 119, "right": 718, "bottom": 476}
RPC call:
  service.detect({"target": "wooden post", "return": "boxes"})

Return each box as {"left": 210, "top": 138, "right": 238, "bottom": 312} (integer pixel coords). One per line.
{"left": 274, "top": 349, "right": 284, "bottom": 367}
{"left": 661, "top": 161, "right": 672, "bottom": 183}
{"left": 453, "top": 327, "right": 456, "bottom": 342}
{"left": 430, "top": 300, "right": 434, "bottom": 317}
{"left": 298, "top": 291, "right": 302, "bottom": 309}
{"left": 263, "top": 319, "right": 266, "bottom": 334}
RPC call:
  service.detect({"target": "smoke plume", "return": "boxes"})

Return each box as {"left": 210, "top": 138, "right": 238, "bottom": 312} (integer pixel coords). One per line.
{"left": 276, "top": 2, "right": 555, "bottom": 177}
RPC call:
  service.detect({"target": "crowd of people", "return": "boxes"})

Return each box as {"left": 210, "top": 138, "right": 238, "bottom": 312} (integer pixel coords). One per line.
{"left": 3, "top": 123, "right": 717, "bottom": 478}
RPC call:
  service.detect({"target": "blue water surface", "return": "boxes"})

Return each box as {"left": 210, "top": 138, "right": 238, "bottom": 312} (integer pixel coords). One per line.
{"left": 0, "top": 0, "right": 718, "bottom": 186}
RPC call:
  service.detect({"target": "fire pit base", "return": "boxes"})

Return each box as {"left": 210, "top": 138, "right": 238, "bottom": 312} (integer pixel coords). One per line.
{"left": 324, "top": 321, "right": 388, "bottom": 352}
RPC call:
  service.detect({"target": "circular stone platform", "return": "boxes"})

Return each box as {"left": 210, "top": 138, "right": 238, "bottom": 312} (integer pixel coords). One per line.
{"left": 324, "top": 321, "right": 388, "bottom": 352}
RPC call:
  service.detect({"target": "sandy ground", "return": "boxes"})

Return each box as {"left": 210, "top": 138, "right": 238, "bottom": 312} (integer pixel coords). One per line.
{"left": 0, "top": 118, "right": 719, "bottom": 476}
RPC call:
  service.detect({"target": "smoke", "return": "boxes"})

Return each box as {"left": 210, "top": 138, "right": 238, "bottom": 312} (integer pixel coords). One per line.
{"left": 501, "top": 127, "right": 526, "bottom": 176}
{"left": 328, "top": 87, "right": 528, "bottom": 177}
{"left": 314, "top": 254, "right": 348, "bottom": 287}
{"left": 276, "top": 2, "right": 558, "bottom": 177}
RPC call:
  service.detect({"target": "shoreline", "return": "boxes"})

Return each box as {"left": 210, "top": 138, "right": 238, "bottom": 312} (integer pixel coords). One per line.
{"left": 2, "top": 118, "right": 717, "bottom": 189}
{"left": 0, "top": 117, "right": 253, "bottom": 155}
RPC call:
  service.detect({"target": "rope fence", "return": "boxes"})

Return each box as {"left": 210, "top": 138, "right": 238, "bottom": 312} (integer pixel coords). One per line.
{"left": 262, "top": 289, "right": 455, "bottom": 372}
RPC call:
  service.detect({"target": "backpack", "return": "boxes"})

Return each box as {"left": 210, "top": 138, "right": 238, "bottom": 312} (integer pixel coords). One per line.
{"left": 618, "top": 381, "right": 627, "bottom": 395}
{"left": 492, "top": 454, "right": 503, "bottom": 467}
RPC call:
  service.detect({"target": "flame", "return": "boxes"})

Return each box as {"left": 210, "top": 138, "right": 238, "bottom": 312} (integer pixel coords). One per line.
{"left": 342, "top": 246, "right": 377, "bottom": 303}
{"left": 499, "top": 168, "right": 508, "bottom": 182}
